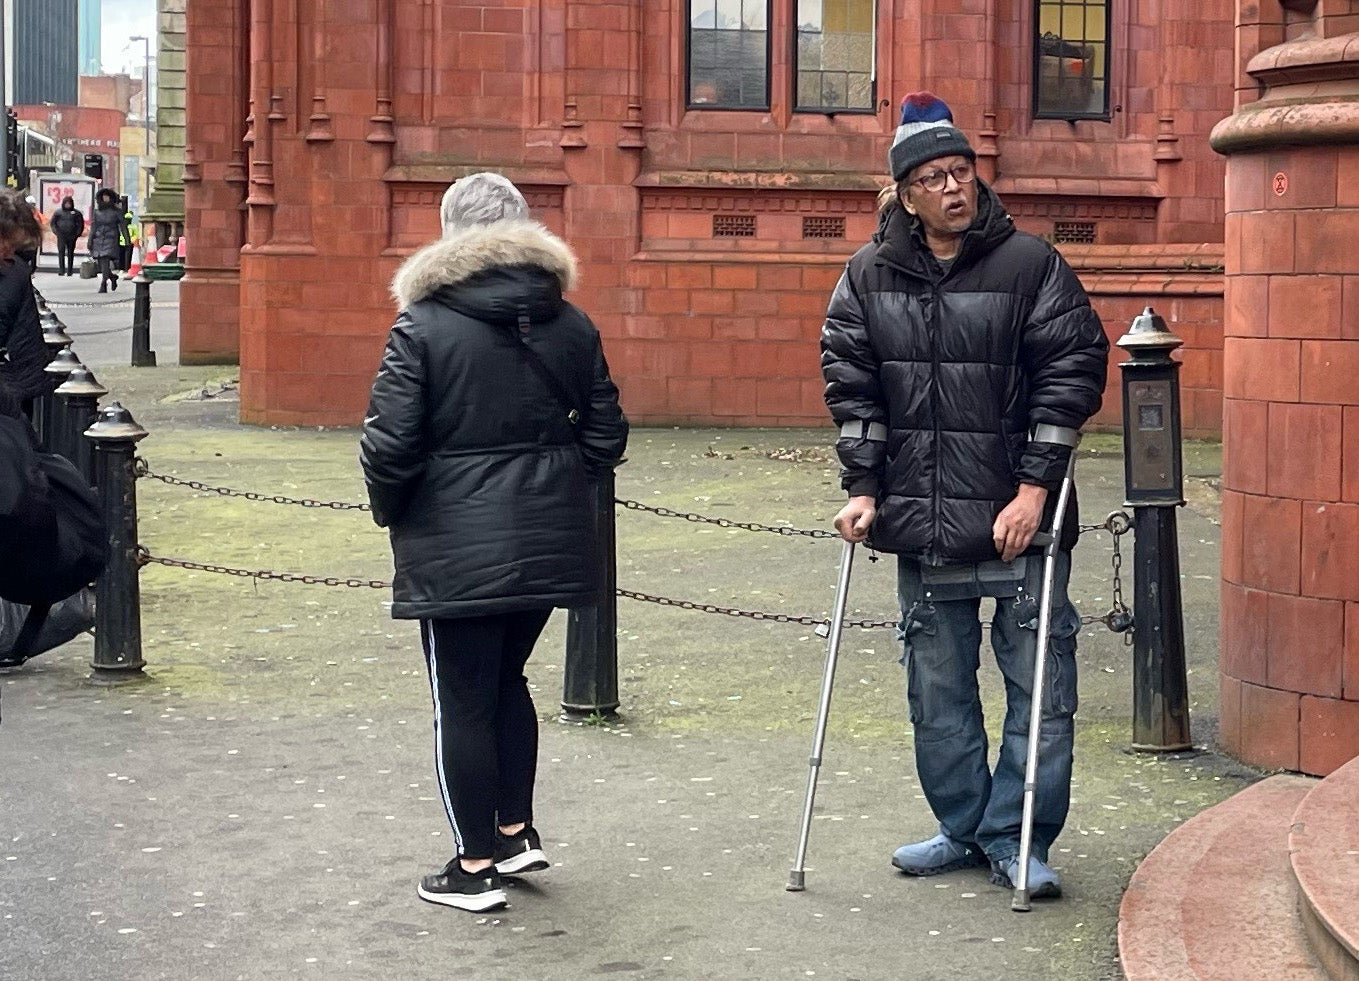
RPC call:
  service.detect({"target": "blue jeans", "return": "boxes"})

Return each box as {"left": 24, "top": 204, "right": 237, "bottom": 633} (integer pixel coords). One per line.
{"left": 897, "top": 552, "right": 1080, "bottom": 863}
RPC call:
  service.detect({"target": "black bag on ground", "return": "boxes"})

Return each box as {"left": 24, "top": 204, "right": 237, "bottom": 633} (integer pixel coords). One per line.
{"left": 0, "top": 411, "right": 108, "bottom": 665}
{"left": 0, "top": 588, "right": 95, "bottom": 666}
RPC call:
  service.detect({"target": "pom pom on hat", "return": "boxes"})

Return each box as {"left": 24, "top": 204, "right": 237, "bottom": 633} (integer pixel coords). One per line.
{"left": 899, "top": 92, "right": 954, "bottom": 127}
{"left": 889, "top": 91, "right": 976, "bottom": 182}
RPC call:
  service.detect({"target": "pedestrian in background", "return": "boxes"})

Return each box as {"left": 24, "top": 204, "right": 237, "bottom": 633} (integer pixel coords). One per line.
{"left": 0, "top": 189, "right": 52, "bottom": 410}
{"left": 821, "top": 92, "right": 1109, "bottom": 902}
{"left": 88, "top": 188, "right": 128, "bottom": 294}
{"left": 50, "top": 196, "right": 85, "bottom": 277}
{"left": 120, "top": 199, "right": 138, "bottom": 273}
{"left": 361, "top": 172, "right": 629, "bottom": 913}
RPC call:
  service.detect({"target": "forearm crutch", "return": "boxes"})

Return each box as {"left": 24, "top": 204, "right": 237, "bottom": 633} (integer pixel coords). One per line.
{"left": 787, "top": 539, "right": 856, "bottom": 892}
{"left": 1012, "top": 440, "right": 1080, "bottom": 912}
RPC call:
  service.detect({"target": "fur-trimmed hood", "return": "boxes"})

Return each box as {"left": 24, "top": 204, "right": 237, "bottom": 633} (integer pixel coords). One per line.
{"left": 391, "top": 220, "right": 578, "bottom": 310}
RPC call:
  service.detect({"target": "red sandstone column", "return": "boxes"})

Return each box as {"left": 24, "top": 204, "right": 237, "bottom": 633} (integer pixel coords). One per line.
{"left": 181, "top": 0, "right": 250, "bottom": 364}
{"left": 1211, "top": 3, "right": 1359, "bottom": 776}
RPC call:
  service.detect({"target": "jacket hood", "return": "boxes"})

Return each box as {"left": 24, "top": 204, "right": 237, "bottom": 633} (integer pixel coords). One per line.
{"left": 873, "top": 178, "right": 1015, "bottom": 278}
{"left": 391, "top": 220, "right": 578, "bottom": 310}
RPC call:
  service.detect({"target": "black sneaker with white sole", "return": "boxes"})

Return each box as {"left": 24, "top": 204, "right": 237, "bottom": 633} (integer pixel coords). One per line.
{"left": 417, "top": 859, "right": 508, "bottom": 912}
{"left": 494, "top": 827, "right": 550, "bottom": 876}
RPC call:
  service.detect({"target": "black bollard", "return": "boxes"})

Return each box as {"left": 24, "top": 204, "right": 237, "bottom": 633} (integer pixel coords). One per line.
{"left": 85, "top": 402, "right": 149, "bottom": 682}
{"left": 55, "top": 366, "right": 108, "bottom": 486}
{"left": 130, "top": 277, "right": 156, "bottom": 367}
{"left": 562, "top": 471, "right": 620, "bottom": 718}
{"left": 1118, "top": 307, "right": 1192, "bottom": 752}
{"left": 36, "top": 347, "right": 81, "bottom": 455}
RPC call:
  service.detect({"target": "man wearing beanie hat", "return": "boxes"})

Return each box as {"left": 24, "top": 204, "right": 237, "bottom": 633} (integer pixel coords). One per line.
{"left": 820, "top": 93, "right": 1109, "bottom": 902}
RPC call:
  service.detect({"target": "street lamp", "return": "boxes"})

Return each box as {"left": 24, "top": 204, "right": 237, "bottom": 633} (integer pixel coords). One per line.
{"left": 129, "top": 35, "right": 151, "bottom": 210}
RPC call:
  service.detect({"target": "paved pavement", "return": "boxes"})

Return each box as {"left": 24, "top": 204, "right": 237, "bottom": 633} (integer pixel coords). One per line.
{"left": 0, "top": 296, "right": 1250, "bottom": 981}
{"left": 33, "top": 262, "right": 181, "bottom": 369}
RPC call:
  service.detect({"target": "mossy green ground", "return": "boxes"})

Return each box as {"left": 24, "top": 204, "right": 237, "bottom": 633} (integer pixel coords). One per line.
{"left": 2, "top": 365, "right": 1255, "bottom": 981}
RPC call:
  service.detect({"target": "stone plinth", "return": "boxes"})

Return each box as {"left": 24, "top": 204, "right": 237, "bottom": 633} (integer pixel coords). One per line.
{"left": 1211, "top": 4, "right": 1359, "bottom": 776}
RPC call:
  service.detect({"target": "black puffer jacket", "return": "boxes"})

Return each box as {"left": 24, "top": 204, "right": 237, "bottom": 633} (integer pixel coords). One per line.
{"left": 820, "top": 182, "right": 1108, "bottom": 563}
{"left": 50, "top": 205, "right": 84, "bottom": 241}
{"left": 87, "top": 204, "right": 127, "bottom": 259}
{"left": 361, "top": 221, "right": 629, "bottom": 619}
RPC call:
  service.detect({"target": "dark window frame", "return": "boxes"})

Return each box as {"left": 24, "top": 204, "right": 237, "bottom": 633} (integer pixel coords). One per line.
{"left": 792, "top": 0, "right": 878, "bottom": 116}
{"left": 1032, "top": 0, "right": 1112, "bottom": 122}
{"left": 685, "top": 0, "right": 775, "bottom": 112}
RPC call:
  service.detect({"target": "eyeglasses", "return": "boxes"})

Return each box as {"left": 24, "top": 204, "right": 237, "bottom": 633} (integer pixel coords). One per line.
{"left": 911, "top": 162, "right": 976, "bottom": 194}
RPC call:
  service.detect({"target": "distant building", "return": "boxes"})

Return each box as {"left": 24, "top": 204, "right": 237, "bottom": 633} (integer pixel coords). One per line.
{"left": 12, "top": 0, "right": 78, "bottom": 106}
{"left": 78, "top": 0, "right": 100, "bottom": 75}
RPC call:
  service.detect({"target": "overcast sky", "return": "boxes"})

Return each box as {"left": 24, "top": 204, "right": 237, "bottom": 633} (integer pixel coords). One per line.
{"left": 100, "top": 0, "right": 157, "bottom": 76}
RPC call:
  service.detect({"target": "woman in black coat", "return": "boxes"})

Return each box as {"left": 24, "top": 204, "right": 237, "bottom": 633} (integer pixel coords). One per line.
{"left": 0, "top": 190, "right": 52, "bottom": 410}
{"left": 87, "top": 189, "right": 128, "bottom": 293}
{"left": 49, "top": 196, "right": 85, "bottom": 277}
{"left": 361, "top": 172, "right": 628, "bottom": 913}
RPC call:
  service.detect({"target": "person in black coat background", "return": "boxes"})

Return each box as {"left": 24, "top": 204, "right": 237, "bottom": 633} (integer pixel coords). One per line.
{"left": 361, "top": 172, "right": 628, "bottom": 913}
{"left": 87, "top": 189, "right": 129, "bottom": 293}
{"left": 0, "top": 190, "right": 53, "bottom": 412}
{"left": 50, "top": 196, "right": 85, "bottom": 277}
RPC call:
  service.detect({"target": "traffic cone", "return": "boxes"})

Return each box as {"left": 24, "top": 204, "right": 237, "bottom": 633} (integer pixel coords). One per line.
{"left": 143, "top": 244, "right": 158, "bottom": 267}
{"left": 124, "top": 245, "right": 142, "bottom": 279}
{"left": 176, "top": 235, "right": 187, "bottom": 261}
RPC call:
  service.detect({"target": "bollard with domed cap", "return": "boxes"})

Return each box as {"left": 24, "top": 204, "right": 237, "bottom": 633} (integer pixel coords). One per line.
{"left": 37, "top": 347, "right": 82, "bottom": 455}
{"left": 1118, "top": 306, "right": 1191, "bottom": 753}
{"left": 55, "top": 366, "right": 108, "bottom": 486}
{"left": 85, "top": 402, "right": 149, "bottom": 681}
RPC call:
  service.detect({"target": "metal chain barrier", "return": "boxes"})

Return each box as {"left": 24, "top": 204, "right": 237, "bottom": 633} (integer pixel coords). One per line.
{"left": 137, "top": 548, "right": 899, "bottom": 630}
{"left": 617, "top": 587, "right": 898, "bottom": 631}
{"left": 134, "top": 458, "right": 1138, "bottom": 639}
{"left": 615, "top": 498, "right": 837, "bottom": 539}
{"left": 1077, "top": 511, "right": 1135, "bottom": 641}
{"left": 138, "top": 548, "right": 392, "bottom": 589}
{"left": 136, "top": 459, "right": 374, "bottom": 511}
{"left": 45, "top": 297, "right": 137, "bottom": 309}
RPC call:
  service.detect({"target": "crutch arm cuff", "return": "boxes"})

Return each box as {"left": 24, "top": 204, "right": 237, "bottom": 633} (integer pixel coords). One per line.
{"left": 839, "top": 419, "right": 888, "bottom": 441}
{"left": 1029, "top": 424, "right": 1081, "bottom": 448}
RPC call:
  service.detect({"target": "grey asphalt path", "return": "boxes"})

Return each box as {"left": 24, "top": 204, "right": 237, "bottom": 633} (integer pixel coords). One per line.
{"left": 32, "top": 262, "right": 181, "bottom": 369}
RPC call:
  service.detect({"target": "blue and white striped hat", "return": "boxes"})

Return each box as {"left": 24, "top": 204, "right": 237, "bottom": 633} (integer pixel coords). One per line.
{"left": 889, "top": 92, "right": 976, "bottom": 182}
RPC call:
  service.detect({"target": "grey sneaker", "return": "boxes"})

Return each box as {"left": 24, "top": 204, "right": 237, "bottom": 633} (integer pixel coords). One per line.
{"left": 989, "top": 855, "right": 1062, "bottom": 899}
{"left": 891, "top": 833, "right": 988, "bottom": 876}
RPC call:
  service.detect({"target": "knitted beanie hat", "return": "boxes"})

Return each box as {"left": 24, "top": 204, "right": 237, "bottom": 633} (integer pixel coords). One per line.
{"left": 889, "top": 92, "right": 976, "bottom": 182}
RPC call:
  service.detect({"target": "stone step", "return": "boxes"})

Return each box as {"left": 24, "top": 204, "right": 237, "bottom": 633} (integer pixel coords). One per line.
{"left": 1118, "top": 774, "right": 1325, "bottom": 980}
{"left": 1291, "top": 755, "right": 1359, "bottom": 981}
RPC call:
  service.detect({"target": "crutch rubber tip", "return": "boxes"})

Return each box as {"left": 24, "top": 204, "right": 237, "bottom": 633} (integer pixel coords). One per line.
{"left": 1011, "top": 890, "right": 1031, "bottom": 913}
{"left": 786, "top": 872, "right": 806, "bottom": 892}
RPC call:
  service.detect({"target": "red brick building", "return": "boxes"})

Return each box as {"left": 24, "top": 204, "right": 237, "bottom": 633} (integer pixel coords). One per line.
{"left": 182, "top": 0, "right": 1232, "bottom": 432}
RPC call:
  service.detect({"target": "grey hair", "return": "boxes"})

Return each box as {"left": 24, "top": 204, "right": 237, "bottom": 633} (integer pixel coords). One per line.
{"left": 440, "top": 172, "right": 530, "bottom": 236}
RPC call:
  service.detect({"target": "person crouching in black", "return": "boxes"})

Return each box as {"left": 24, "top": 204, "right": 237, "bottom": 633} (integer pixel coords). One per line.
{"left": 361, "top": 172, "right": 629, "bottom": 913}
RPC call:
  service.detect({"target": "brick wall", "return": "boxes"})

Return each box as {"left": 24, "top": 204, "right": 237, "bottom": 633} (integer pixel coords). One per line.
{"left": 184, "top": 0, "right": 1232, "bottom": 433}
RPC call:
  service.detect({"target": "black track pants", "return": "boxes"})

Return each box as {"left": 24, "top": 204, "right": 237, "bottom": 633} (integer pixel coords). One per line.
{"left": 420, "top": 610, "right": 551, "bottom": 859}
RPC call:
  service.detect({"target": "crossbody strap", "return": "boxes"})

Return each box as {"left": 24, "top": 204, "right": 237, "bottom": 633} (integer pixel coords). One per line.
{"left": 8, "top": 603, "right": 51, "bottom": 664}
{"left": 513, "top": 312, "right": 580, "bottom": 426}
